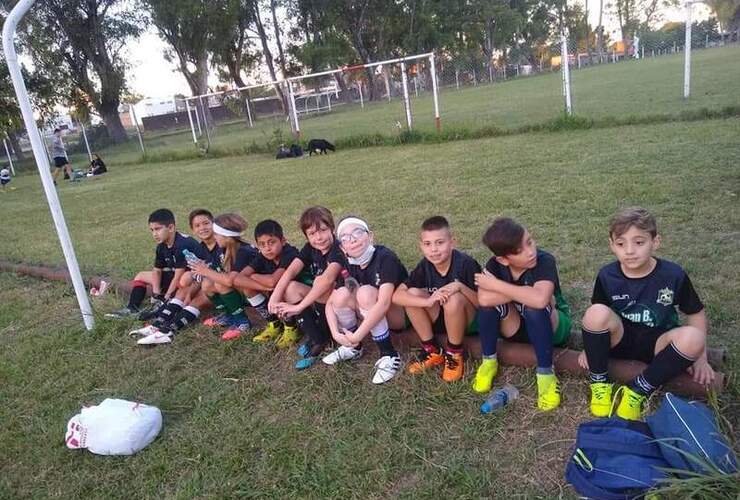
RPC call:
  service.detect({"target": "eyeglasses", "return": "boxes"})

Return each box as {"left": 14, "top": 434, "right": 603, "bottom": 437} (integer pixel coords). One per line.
{"left": 338, "top": 227, "right": 368, "bottom": 244}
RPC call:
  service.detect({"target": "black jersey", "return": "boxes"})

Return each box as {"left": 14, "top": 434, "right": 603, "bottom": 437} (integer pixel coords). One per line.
{"left": 485, "top": 249, "right": 568, "bottom": 311}
{"left": 298, "top": 240, "right": 348, "bottom": 279}
{"left": 154, "top": 232, "right": 209, "bottom": 271}
{"left": 592, "top": 258, "right": 703, "bottom": 333}
{"left": 346, "top": 245, "right": 408, "bottom": 288}
{"left": 214, "top": 242, "right": 258, "bottom": 273}
{"left": 200, "top": 241, "right": 223, "bottom": 267}
{"left": 406, "top": 249, "right": 481, "bottom": 293}
{"left": 249, "top": 244, "right": 300, "bottom": 275}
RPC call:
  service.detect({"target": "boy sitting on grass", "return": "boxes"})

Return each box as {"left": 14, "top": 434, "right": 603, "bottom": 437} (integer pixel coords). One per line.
{"left": 579, "top": 207, "right": 714, "bottom": 420}
{"left": 392, "top": 216, "right": 481, "bottom": 382}
{"left": 473, "top": 218, "right": 572, "bottom": 411}
{"left": 107, "top": 208, "right": 208, "bottom": 320}
{"left": 232, "top": 219, "right": 303, "bottom": 348}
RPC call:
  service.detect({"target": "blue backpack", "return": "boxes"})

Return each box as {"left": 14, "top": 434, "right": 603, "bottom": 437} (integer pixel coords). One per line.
{"left": 565, "top": 418, "right": 670, "bottom": 500}
{"left": 646, "top": 392, "right": 738, "bottom": 477}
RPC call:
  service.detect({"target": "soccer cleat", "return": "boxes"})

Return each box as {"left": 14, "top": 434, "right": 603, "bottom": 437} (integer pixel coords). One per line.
{"left": 472, "top": 359, "right": 499, "bottom": 393}
{"left": 590, "top": 382, "right": 614, "bottom": 418}
{"left": 372, "top": 355, "right": 403, "bottom": 384}
{"left": 442, "top": 352, "right": 464, "bottom": 382}
{"left": 536, "top": 373, "right": 561, "bottom": 411}
{"left": 128, "top": 324, "right": 160, "bottom": 338}
{"left": 615, "top": 386, "right": 647, "bottom": 421}
{"left": 220, "top": 314, "right": 251, "bottom": 341}
{"left": 252, "top": 321, "right": 282, "bottom": 343}
{"left": 276, "top": 325, "right": 302, "bottom": 349}
{"left": 202, "top": 313, "right": 230, "bottom": 328}
{"left": 137, "top": 331, "right": 173, "bottom": 345}
{"left": 407, "top": 349, "right": 444, "bottom": 375}
{"left": 105, "top": 307, "right": 137, "bottom": 319}
{"left": 295, "top": 356, "right": 318, "bottom": 370}
{"left": 322, "top": 345, "right": 363, "bottom": 365}
{"left": 297, "top": 342, "right": 312, "bottom": 358}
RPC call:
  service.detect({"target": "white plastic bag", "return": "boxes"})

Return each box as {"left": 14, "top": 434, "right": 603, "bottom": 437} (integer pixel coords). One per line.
{"left": 65, "top": 398, "right": 162, "bottom": 455}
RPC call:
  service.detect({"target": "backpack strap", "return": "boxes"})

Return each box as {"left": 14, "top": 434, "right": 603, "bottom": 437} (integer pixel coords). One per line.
{"left": 566, "top": 455, "right": 631, "bottom": 500}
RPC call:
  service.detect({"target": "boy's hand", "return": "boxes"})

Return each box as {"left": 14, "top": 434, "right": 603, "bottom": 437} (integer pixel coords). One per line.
{"left": 474, "top": 272, "right": 498, "bottom": 290}
{"left": 687, "top": 358, "right": 715, "bottom": 385}
{"left": 577, "top": 351, "right": 590, "bottom": 370}
{"left": 337, "top": 328, "right": 358, "bottom": 347}
{"left": 187, "top": 258, "right": 209, "bottom": 275}
{"left": 277, "top": 303, "right": 304, "bottom": 318}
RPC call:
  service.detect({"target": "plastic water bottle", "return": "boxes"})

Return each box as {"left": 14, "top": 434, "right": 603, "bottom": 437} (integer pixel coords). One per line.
{"left": 480, "top": 384, "right": 519, "bottom": 414}
{"left": 182, "top": 249, "right": 198, "bottom": 263}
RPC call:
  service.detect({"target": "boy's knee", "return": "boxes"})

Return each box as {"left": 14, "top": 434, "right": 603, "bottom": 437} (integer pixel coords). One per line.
{"left": 673, "top": 326, "right": 706, "bottom": 356}
{"left": 356, "top": 285, "right": 378, "bottom": 308}
{"left": 134, "top": 271, "right": 149, "bottom": 282}
{"left": 332, "top": 287, "right": 353, "bottom": 308}
{"left": 201, "top": 279, "right": 214, "bottom": 294}
{"left": 442, "top": 292, "right": 466, "bottom": 311}
{"left": 582, "top": 304, "right": 614, "bottom": 330}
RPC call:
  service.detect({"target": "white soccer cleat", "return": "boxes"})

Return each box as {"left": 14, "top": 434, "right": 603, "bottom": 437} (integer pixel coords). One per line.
{"left": 322, "top": 346, "right": 363, "bottom": 365}
{"left": 372, "top": 355, "right": 403, "bottom": 384}
{"left": 137, "top": 332, "right": 173, "bottom": 345}
{"left": 128, "top": 324, "right": 160, "bottom": 337}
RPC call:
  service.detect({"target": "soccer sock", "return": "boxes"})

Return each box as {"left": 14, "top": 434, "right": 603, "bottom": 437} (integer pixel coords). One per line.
{"left": 582, "top": 327, "right": 611, "bottom": 383}
{"left": 247, "top": 294, "right": 269, "bottom": 319}
{"left": 157, "top": 298, "right": 184, "bottom": 323}
{"left": 521, "top": 306, "right": 554, "bottom": 374}
{"left": 220, "top": 291, "right": 245, "bottom": 316}
{"left": 478, "top": 304, "right": 507, "bottom": 358}
{"left": 283, "top": 315, "right": 297, "bottom": 328}
{"left": 169, "top": 306, "right": 200, "bottom": 334}
{"left": 209, "top": 293, "right": 225, "bottom": 311}
{"left": 297, "top": 307, "right": 326, "bottom": 353}
{"left": 630, "top": 342, "right": 695, "bottom": 396}
{"left": 127, "top": 280, "right": 148, "bottom": 310}
{"left": 375, "top": 337, "right": 398, "bottom": 357}
{"left": 421, "top": 338, "right": 441, "bottom": 355}
{"left": 445, "top": 340, "right": 463, "bottom": 356}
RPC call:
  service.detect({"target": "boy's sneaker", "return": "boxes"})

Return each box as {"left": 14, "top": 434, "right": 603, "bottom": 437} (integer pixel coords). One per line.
{"left": 105, "top": 307, "right": 137, "bottom": 319}
{"left": 472, "top": 359, "right": 499, "bottom": 393}
{"left": 276, "top": 325, "right": 302, "bottom": 349}
{"left": 372, "top": 355, "right": 403, "bottom": 385}
{"left": 252, "top": 321, "right": 282, "bottom": 343}
{"left": 442, "top": 352, "right": 464, "bottom": 382}
{"left": 137, "top": 331, "right": 173, "bottom": 345}
{"left": 590, "top": 382, "right": 614, "bottom": 417}
{"left": 128, "top": 324, "right": 160, "bottom": 337}
{"left": 202, "top": 313, "right": 230, "bottom": 328}
{"left": 536, "top": 373, "right": 561, "bottom": 411}
{"left": 407, "top": 349, "right": 444, "bottom": 375}
{"left": 615, "top": 386, "right": 647, "bottom": 421}
{"left": 322, "top": 345, "right": 363, "bottom": 365}
{"left": 295, "top": 356, "right": 318, "bottom": 370}
{"left": 221, "top": 314, "right": 251, "bottom": 341}
{"left": 297, "top": 342, "right": 312, "bottom": 358}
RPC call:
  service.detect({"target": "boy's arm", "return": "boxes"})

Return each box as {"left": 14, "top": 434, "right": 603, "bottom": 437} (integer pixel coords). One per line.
{"left": 233, "top": 266, "right": 271, "bottom": 293}
{"left": 269, "top": 258, "right": 304, "bottom": 306}
{"left": 685, "top": 310, "right": 715, "bottom": 384}
{"left": 477, "top": 273, "right": 554, "bottom": 309}
{"left": 151, "top": 268, "right": 163, "bottom": 296}
{"left": 345, "top": 283, "right": 395, "bottom": 344}
{"left": 292, "top": 262, "right": 343, "bottom": 312}
{"left": 392, "top": 283, "right": 436, "bottom": 308}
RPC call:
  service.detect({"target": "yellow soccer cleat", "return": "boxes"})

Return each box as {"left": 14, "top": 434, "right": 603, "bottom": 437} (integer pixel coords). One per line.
{"left": 275, "top": 325, "right": 302, "bottom": 349}
{"left": 615, "top": 386, "right": 647, "bottom": 421}
{"left": 252, "top": 321, "right": 282, "bottom": 343}
{"left": 589, "top": 382, "right": 614, "bottom": 418}
{"left": 536, "top": 373, "right": 561, "bottom": 411}
{"left": 471, "top": 359, "right": 499, "bottom": 393}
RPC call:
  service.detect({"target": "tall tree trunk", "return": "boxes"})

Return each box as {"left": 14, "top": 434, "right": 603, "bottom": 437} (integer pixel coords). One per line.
{"left": 270, "top": 0, "right": 288, "bottom": 77}
{"left": 334, "top": 73, "right": 351, "bottom": 104}
{"left": 585, "top": 0, "right": 594, "bottom": 64}
{"left": 99, "top": 103, "right": 128, "bottom": 142}
{"left": 253, "top": 3, "right": 288, "bottom": 114}
{"left": 596, "top": 0, "right": 605, "bottom": 62}
{"left": 7, "top": 131, "right": 25, "bottom": 162}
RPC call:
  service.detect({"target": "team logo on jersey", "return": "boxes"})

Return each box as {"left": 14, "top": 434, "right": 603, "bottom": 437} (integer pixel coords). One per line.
{"left": 374, "top": 272, "right": 381, "bottom": 287}
{"left": 656, "top": 287, "right": 674, "bottom": 306}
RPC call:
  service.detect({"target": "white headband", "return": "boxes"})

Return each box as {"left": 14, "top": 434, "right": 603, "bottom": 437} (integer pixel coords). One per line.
{"left": 213, "top": 222, "right": 242, "bottom": 238}
{"left": 337, "top": 217, "right": 369, "bottom": 237}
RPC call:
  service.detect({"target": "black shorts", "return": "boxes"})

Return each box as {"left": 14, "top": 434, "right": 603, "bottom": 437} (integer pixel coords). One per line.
{"left": 53, "top": 156, "right": 69, "bottom": 168}
{"left": 610, "top": 326, "right": 668, "bottom": 364}
{"left": 0, "top": 178, "right": 9, "bottom": 186}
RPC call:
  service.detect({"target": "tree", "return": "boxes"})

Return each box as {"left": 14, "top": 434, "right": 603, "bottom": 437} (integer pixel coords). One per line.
{"left": 705, "top": 0, "right": 740, "bottom": 32}
{"left": 611, "top": 0, "right": 677, "bottom": 55}
{"left": 2, "top": 0, "right": 144, "bottom": 144}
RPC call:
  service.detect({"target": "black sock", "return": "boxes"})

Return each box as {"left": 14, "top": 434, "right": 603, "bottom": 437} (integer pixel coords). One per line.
{"left": 266, "top": 313, "right": 280, "bottom": 324}
{"left": 169, "top": 307, "right": 199, "bottom": 334}
{"left": 375, "top": 337, "right": 397, "bottom": 357}
{"left": 445, "top": 340, "right": 463, "bottom": 355}
{"left": 297, "top": 307, "right": 328, "bottom": 351}
{"left": 253, "top": 301, "right": 270, "bottom": 320}
{"left": 127, "top": 285, "right": 147, "bottom": 310}
{"left": 157, "top": 300, "right": 183, "bottom": 323}
{"left": 283, "top": 315, "right": 297, "bottom": 328}
{"left": 630, "top": 342, "right": 695, "bottom": 396}
{"left": 420, "top": 338, "right": 440, "bottom": 354}
{"left": 582, "top": 328, "right": 611, "bottom": 383}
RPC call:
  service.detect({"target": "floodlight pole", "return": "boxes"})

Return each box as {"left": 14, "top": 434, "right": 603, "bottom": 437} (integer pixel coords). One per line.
{"left": 3, "top": 137, "right": 15, "bottom": 175}
{"left": 2, "top": 0, "right": 94, "bottom": 330}
{"left": 560, "top": 32, "right": 573, "bottom": 116}
{"left": 400, "top": 61, "right": 413, "bottom": 129}
{"left": 184, "top": 99, "right": 197, "bottom": 145}
{"left": 287, "top": 81, "right": 300, "bottom": 138}
{"left": 684, "top": 1, "right": 695, "bottom": 99}
{"left": 129, "top": 104, "right": 146, "bottom": 155}
{"left": 429, "top": 53, "right": 441, "bottom": 131}
{"left": 79, "top": 122, "right": 92, "bottom": 161}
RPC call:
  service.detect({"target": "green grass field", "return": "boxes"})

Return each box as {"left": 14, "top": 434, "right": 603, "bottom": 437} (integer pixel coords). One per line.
{"left": 1, "top": 114, "right": 738, "bottom": 497}
{"left": 34, "top": 44, "right": 740, "bottom": 170}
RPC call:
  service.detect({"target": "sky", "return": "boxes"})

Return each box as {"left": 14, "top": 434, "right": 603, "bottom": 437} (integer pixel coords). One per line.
{"left": 127, "top": 2, "right": 712, "bottom": 100}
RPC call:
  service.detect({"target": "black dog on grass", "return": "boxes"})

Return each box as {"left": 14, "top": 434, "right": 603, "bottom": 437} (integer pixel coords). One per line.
{"left": 307, "top": 139, "right": 335, "bottom": 156}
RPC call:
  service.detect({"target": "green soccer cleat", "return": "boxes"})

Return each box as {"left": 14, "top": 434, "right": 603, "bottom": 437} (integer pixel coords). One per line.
{"left": 471, "top": 358, "right": 499, "bottom": 393}
{"left": 276, "top": 325, "right": 302, "bottom": 349}
{"left": 589, "top": 382, "right": 614, "bottom": 418}
{"left": 536, "top": 373, "right": 561, "bottom": 411}
{"left": 615, "top": 386, "right": 647, "bottom": 421}
{"left": 252, "top": 321, "right": 282, "bottom": 343}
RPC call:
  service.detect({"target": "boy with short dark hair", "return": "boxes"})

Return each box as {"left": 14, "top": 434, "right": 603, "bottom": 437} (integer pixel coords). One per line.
{"left": 107, "top": 208, "right": 208, "bottom": 319}
{"left": 392, "top": 216, "right": 481, "bottom": 382}
{"left": 50, "top": 127, "right": 73, "bottom": 185}
{"left": 268, "top": 206, "right": 348, "bottom": 369}
{"left": 233, "top": 219, "right": 303, "bottom": 348}
{"left": 579, "top": 207, "right": 713, "bottom": 420}
{"left": 473, "top": 218, "right": 572, "bottom": 411}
